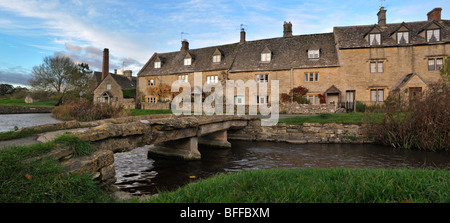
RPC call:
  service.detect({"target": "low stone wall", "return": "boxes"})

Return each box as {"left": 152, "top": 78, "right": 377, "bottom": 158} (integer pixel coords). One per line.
{"left": 280, "top": 103, "right": 336, "bottom": 114}
{"left": 0, "top": 105, "right": 53, "bottom": 114}
{"left": 229, "top": 119, "right": 370, "bottom": 144}
{"left": 141, "top": 102, "right": 171, "bottom": 110}
{"left": 121, "top": 98, "right": 136, "bottom": 109}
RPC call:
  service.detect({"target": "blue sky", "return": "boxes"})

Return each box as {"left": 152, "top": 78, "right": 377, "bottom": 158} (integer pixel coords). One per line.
{"left": 0, "top": 0, "right": 448, "bottom": 87}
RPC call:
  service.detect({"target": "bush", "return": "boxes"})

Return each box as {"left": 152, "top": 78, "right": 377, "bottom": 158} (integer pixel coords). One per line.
{"left": 365, "top": 81, "right": 450, "bottom": 151}
{"left": 52, "top": 99, "right": 129, "bottom": 122}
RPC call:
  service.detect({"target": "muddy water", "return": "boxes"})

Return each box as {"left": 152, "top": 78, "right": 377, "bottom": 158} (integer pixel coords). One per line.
{"left": 0, "top": 113, "right": 61, "bottom": 132}
{"left": 114, "top": 140, "right": 449, "bottom": 195}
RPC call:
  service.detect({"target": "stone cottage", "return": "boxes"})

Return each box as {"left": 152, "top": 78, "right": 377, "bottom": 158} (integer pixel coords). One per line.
{"left": 137, "top": 7, "right": 449, "bottom": 111}
{"left": 93, "top": 48, "right": 136, "bottom": 109}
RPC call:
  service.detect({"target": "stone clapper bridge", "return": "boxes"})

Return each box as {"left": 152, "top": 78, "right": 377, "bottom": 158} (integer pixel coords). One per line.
{"left": 74, "top": 115, "right": 253, "bottom": 160}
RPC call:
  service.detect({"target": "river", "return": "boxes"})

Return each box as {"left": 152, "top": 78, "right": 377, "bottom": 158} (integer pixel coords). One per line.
{"left": 0, "top": 113, "right": 61, "bottom": 132}
{"left": 114, "top": 140, "right": 450, "bottom": 195}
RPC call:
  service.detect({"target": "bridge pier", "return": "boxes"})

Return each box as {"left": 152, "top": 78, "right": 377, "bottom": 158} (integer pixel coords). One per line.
{"left": 198, "top": 130, "right": 231, "bottom": 148}
{"left": 147, "top": 137, "right": 201, "bottom": 160}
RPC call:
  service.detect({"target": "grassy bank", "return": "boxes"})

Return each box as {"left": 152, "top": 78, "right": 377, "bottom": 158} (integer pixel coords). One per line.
{"left": 148, "top": 168, "right": 449, "bottom": 203}
{"left": 0, "top": 98, "right": 57, "bottom": 107}
{"left": 129, "top": 109, "right": 173, "bottom": 116}
{"left": 0, "top": 134, "right": 115, "bottom": 203}
{"left": 278, "top": 113, "right": 383, "bottom": 125}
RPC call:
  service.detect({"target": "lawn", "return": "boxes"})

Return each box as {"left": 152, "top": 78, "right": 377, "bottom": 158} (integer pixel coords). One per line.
{"left": 129, "top": 109, "right": 173, "bottom": 116}
{"left": 0, "top": 98, "right": 57, "bottom": 107}
{"left": 278, "top": 112, "right": 383, "bottom": 125}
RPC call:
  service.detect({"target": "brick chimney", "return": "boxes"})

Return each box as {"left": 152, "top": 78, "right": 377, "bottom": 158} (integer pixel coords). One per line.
{"left": 102, "top": 48, "right": 109, "bottom": 80}
{"left": 240, "top": 28, "right": 246, "bottom": 44}
{"left": 283, "top": 21, "right": 292, "bottom": 37}
{"left": 377, "top": 7, "right": 387, "bottom": 26}
{"left": 427, "top": 8, "right": 442, "bottom": 21}
{"left": 181, "top": 40, "right": 189, "bottom": 52}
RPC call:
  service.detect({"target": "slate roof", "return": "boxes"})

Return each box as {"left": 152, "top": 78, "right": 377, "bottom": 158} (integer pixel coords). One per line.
{"left": 138, "top": 32, "right": 339, "bottom": 76}
{"left": 334, "top": 20, "right": 450, "bottom": 49}
{"left": 93, "top": 71, "right": 136, "bottom": 89}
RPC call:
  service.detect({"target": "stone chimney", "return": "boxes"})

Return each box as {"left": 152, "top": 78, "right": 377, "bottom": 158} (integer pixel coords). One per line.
{"left": 377, "top": 7, "right": 387, "bottom": 26}
{"left": 102, "top": 48, "right": 109, "bottom": 80}
{"left": 123, "top": 70, "right": 132, "bottom": 80}
{"left": 283, "top": 21, "right": 292, "bottom": 37}
{"left": 427, "top": 8, "right": 442, "bottom": 21}
{"left": 181, "top": 40, "right": 189, "bottom": 52}
{"left": 240, "top": 28, "right": 246, "bottom": 44}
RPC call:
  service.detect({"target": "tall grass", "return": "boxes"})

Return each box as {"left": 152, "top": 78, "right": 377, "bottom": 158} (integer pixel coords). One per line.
{"left": 365, "top": 81, "right": 449, "bottom": 151}
{"left": 52, "top": 99, "right": 129, "bottom": 122}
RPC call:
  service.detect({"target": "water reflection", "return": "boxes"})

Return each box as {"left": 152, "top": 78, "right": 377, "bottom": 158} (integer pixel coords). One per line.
{"left": 114, "top": 140, "right": 450, "bottom": 195}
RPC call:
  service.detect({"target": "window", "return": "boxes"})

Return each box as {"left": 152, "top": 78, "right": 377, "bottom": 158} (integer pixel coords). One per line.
{"left": 154, "top": 61, "right": 161, "bottom": 68}
{"left": 261, "top": 53, "right": 271, "bottom": 62}
{"left": 97, "top": 97, "right": 102, "bottom": 103}
{"left": 147, "top": 97, "right": 156, "bottom": 103}
{"left": 308, "top": 49, "right": 320, "bottom": 59}
{"left": 397, "top": 31, "right": 409, "bottom": 44}
{"left": 304, "top": 72, "right": 319, "bottom": 82}
{"left": 370, "top": 61, "right": 383, "bottom": 73}
{"left": 212, "top": 55, "right": 221, "bottom": 63}
{"left": 256, "top": 74, "right": 268, "bottom": 83}
{"left": 370, "top": 89, "right": 384, "bottom": 103}
{"left": 106, "top": 84, "right": 111, "bottom": 90}
{"left": 256, "top": 95, "right": 269, "bottom": 104}
{"left": 369, "top": 33, "right": 381, "bottom": 45}
{"left": 234, "top": 96, "right": 245, "bottom": 105}
{"left": 178, "top": 75, "right": 188, "bottom": 82}
{"left": 426, "top": 29, "right": 440, "bottom": 42}
{"left": 184, "top": 58, "right": 191, "bottom": 66}
{"left": 148, "top": 79, "right": 156, "bottom": 86}
{"left": 428, "top": 58, "right": 444, "bottom": 71}
{"left": 206, "top": 75, "right": 218, "bottom": 84}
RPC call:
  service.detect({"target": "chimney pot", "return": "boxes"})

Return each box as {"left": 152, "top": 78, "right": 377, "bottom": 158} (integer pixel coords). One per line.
{"left": 102, "top": 48, "right": 109, "bottom": 80}
{"left": 123, "top": 70, "right": 132, "bottom": 80}
{"left": 181, "top": 40, "right": 189, "bottom": 52}
{"left": 377, "top": 7, "right": 387, "bottom": 26}
{"left": 427, "top": 8, "right": 442, "bottom": 21}
{"left": 240, "top": 28, "right": 246, "bottom": 44}
{"left": 283, "top": 21, "right": 293, "bottom": 37}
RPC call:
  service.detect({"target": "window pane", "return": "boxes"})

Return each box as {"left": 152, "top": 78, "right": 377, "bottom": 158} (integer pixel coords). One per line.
{"left": 309, "top": 73, "right": 314, "bottom": 81}
{"left": 370, "top": 62, "right": 376, "bottom": 73}
{"left": 377, "top": 62, "right": 383, "bottom": 73}
{"left": 436, "top": 58, "right": 443, "bottom": 70}
{"left": 214, "top": 76, "right": 218, "bottom": 83}
{"left": 378, "top": 89, "right": 384, "bottom": 102}
{"left": 315, "top": 72, "right": 319, "bottom": 81}
{"left": 304, "top": 73, "right": 308, "bottom": 82}
{"left": 434, "top": 29, "right": 440, "bottom": 41}
{"left": 371, "top": 90, "right": 377, "bottom": 102}
{"left": 428, "top": 59, "right": 435, "bottom": 71}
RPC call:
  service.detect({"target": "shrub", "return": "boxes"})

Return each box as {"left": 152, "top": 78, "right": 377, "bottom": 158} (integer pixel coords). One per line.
{"left": 365, "top": 81, "right": 450, "bottom": 151}
{"left": 355, "top": 101, "right": 366, "bottom": 112}
{"left": 52, "top": 99, "right": 129, "bottom": 122}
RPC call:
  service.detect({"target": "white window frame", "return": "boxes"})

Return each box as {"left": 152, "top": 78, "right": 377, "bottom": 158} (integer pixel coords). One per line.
{"left": 304, "top": 72, "right": 319, "bottom": 82}
{"left": 206, "top": 75, "right": 219, "bottom": 84}
{"left": 212, "top": 55, "right": 221, "bottom": 63}
{"left": 369, "top": 33, "right": 381, "bottom": 45}
{"left": 255, "top": 74, "right": 268, "bottom": 83}
{"left": 256, "top": 95, "right": 269, "bottom": 104}
{"left": 308, "top": 49, "right": 320, "bottom": 59}
{"left": 148, "top": 79, "right": 156, "bottom": 86}
{"left": 436, "top": 58, "right": 443, "bottom": 70}
{"left": 261, "top": 53, "right": 271, "bottom": 62}
{"left": 106, "top": 83, "right": 111, "bottom": 90}
{"left": 178, "top": 75, "right": 188, "bottom": 82}
{"left": 154, "top": 61, "right": 161, "bottom": 68}
{"left": 234, "top": 95, "right": 245, "bottom": 105}
{"left": 426, "top": 29, "right": 440, "bottom": 42}
{"left": 370, "top": 61, "right": 383, "bottom": 73}
{"left": 370, "top": 89, "right": 384, "bottom": 102}
{"left": 397, "top": 31, "right": 409, "bottom": 44}
{"left": 184, "top": 58, "right": 191, "bottom": 66}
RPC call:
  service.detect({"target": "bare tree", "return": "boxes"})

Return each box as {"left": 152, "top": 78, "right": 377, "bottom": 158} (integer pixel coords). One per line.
{"left": 29, "top": 56, "right": 79, "bottom": 105}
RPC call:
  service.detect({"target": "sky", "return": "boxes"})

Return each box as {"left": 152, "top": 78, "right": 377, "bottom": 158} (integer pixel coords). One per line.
{"left": 0, "top": 0, "right": 449, "bottom": 87}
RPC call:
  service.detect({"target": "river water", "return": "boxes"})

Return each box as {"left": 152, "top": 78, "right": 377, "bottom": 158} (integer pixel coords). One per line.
{"left": 114, "top": 140, "right": 450, "bottom": 195}
{"left": 0, "top": 113, "right": 61, "bottom": 132}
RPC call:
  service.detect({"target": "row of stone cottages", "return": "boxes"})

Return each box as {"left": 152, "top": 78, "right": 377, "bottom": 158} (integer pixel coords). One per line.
{"left": 92, "top": 7, "right": 449, "bottom": 112}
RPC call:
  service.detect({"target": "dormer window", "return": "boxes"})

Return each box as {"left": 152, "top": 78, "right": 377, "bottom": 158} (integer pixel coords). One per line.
{"left": 261, "top": 46, "right": 272, "bottom": 62}
{"left": 426, "top": 29, "right": 440, "bottom": 42}
{"left": 308, "top": 49, "right": 320, "bottom": 59}
{"left": 184, "top": 58, "right": 191, "bottom": 66}
{"left": 397, "top": 31, "right": 409, "bottom": 44}
{"left": 212, "top": 55, "right": 221, "bottom": 63}
{"left": 369, "top": 33, "right": 381, "bottom": 45}
{"left": 154, "top": 61, "right": 161, "bottom": 68}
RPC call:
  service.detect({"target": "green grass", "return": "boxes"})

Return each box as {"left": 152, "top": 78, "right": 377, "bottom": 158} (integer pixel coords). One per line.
{"left": 0, "top": 134, "right": 115, "bottom": 203}
{"left": 279, "top": 113, "right": 383, "bottom": 125}
{"left": 129, "top": 109, "right": 173, "bottom": 116}
{"left": 147, "top": 168, "right": 449, "bottom": 203}
{"left": 0, "top": 98, "right": 57, "bottom": 107}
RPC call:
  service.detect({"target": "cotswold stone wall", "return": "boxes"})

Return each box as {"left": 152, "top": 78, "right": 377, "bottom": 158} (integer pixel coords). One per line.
{"left": 280, "top": 103, "right": 336, "bottom": 114}
{"left": 228, "top": 119, "right": 370, "bottom": 144}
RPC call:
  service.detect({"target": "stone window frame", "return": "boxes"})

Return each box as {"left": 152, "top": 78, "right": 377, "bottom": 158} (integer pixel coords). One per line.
{"left": 370, "top": 88, "right": 384, "bottom": 103}
{"left": 206, "top": 75, "right": 219, "bottom": 84}
{"left": 256, "top": 95, "right": 269, "bottom": 104}
{"left": 148, "top": 79, "right": 156, "bottom": 86}
{"left": 212, "top": 55, "right": 221, "bottom": 63}
{"left": 370, "top": 61, "right": 384, "bottom": 73}
{"left": 306, "top": 93, "right": 320, "bottom": 105}
{"left": 304, "top": 72, "right": 319, "bottom": 82}
{"left": 255, "top": 74, "right": 269, "bottom": 83}
{"left": 106, "top": 83, "right": 111, "bottom": 90}
{"left": 178, "top": 75, "right": 188, "bottom": 82}
{"left": 147, "top": 97, "right": 157, "bottom": 103}
{"left": 428, "top": 58, "right": 443, "bottom": 71}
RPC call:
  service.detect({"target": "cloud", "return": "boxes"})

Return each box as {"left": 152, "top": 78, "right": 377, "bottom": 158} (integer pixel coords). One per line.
{"left": 0, "top": 66, "right": 31, "bottom": 86}
{"left": 65, "top": 43, "right": 82, "bottom": 53}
